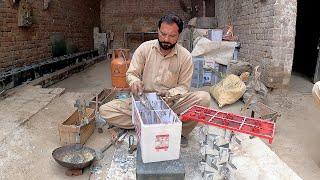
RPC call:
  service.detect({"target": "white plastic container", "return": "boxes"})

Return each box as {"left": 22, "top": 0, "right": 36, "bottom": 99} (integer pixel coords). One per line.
{"left": 132, "top": 93, "right": 182, "bottom": 163}
{"left": 208, "top": 29, "right": 223, "bottom": 41}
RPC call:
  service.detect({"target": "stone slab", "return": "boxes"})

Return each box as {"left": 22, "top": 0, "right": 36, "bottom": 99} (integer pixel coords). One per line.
{"left": 136, "top": 145, "right": 185, "bottom": 180}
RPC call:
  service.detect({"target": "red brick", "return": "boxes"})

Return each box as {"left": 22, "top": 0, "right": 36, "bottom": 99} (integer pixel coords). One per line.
{"left": 100, "top": 0, "right": 189, "bottom": 48}
{"left": 0, "top": 0, "right": 100, "bottom": 69}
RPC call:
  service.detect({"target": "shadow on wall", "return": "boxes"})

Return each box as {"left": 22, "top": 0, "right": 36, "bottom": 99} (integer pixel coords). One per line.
{"left": 50, "top": 32, "right": 79, "bottom": 57}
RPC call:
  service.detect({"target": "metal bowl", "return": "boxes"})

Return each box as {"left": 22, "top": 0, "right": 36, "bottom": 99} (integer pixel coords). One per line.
{"left": 52, "top": 144, "right": 96, "bottom": 169}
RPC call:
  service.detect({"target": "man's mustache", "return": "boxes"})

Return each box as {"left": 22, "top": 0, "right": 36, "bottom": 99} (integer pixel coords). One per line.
{"left": 160, "top": 42, "right": 172, "bottom": 45}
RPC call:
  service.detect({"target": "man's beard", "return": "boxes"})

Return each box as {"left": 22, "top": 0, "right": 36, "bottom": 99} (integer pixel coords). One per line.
{"left": 158, "top": 39, "right": 176, "bottom": 50}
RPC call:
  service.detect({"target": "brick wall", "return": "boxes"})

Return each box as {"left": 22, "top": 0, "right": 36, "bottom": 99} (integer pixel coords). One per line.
{"left": 0, "top": 0, "right": 100, "bottom": 69}
{"left": 100, "top": 0, "right": 190, "bottom": 49}
{"left": 216, "top": 0, "right": 297, "bottom": 88}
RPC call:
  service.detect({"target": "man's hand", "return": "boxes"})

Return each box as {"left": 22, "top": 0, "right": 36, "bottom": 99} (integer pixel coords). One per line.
{"left": 130, "top": 81, "right": 144, "bottom": 96}
{"left": 156, "top": 91, "right": 170, "bottom": 98}
{"left": 157, "top": 91, "right": 175, "bottom": 106}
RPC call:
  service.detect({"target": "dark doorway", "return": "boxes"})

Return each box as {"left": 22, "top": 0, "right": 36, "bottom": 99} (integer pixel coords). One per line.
{"left": 292, "top": 1, "right": 320, "bottom": 82}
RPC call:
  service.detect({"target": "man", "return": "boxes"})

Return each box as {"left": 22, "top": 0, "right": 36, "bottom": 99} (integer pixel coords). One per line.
{"left": 99, "top": 14, "right": 211, "bottom": 147}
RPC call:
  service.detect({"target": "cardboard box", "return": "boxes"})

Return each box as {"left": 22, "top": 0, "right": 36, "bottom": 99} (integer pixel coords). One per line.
{"left": 59, "top": 108, "right": 95, "bottom": 145}
{"left": 132, "top": 93, "right": 182, "bottom": 163}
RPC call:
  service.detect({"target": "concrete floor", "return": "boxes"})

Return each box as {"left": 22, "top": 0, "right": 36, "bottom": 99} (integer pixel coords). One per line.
{"left": 268, "top": 74, "right": 320, "bottom": 179}
{"left": 0, "top": 60, "right": 319, "bottom": 179}
{"left": 52, "top": 60, "right": 320, "bottom": 179}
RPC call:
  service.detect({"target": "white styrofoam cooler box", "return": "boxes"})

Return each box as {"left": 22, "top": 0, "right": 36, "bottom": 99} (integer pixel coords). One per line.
{"left": 132, "top": 93, "right": 182, "bottom": 163}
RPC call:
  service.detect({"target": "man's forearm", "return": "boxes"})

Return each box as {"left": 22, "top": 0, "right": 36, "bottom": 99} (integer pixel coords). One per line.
{"left": 126, "top": 73, "right": 141, "bottom": 86}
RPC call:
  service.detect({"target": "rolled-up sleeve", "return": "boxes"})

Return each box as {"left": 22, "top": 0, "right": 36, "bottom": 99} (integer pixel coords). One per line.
{"left": 168, "top": 54, "right": 193, "bottom": 96}
{"left": 126, "top": 45, "right": 145, "bottom": 86}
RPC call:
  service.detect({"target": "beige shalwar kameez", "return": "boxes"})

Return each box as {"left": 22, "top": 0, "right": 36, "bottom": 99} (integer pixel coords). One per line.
{"left": 99, "top": 40, "right": 211, "bottom": 137}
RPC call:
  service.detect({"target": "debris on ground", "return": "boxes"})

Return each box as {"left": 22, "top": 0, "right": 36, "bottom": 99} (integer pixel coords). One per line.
{"left": 242, "top": 66, "right": 268, "bottom": 105}
{"left": 104, "top": 133, "right": 137, "bottom": 180}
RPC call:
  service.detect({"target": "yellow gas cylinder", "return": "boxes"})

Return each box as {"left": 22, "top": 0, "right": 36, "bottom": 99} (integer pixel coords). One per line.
{"left": 111, "top": 49, "right": 131, "bottom": 88}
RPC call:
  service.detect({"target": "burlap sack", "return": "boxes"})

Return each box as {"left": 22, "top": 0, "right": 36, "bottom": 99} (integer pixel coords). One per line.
{"left": 210, "top": 74, "right": 246, "bottom": 107}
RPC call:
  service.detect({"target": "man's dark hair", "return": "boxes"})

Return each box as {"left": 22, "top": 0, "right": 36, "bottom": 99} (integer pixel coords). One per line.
{"left": 158, "top": 14, "right": 184, "bottom": 33}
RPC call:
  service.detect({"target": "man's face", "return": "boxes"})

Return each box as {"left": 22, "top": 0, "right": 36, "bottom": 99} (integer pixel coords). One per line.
{"left": 158, "top": 22, "right": 180, "bottom": 50}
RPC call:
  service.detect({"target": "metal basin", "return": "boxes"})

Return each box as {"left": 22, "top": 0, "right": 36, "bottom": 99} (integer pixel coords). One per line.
{"left": 52, "top": 144, "right": 96, "bottom": 169}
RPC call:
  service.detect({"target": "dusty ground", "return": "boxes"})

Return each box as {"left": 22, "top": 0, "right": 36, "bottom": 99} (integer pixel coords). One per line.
{"left": 0, "top": 60, "right": 319, "bottom": 179}
{"left": 268, "top": 74, "right": 320, "bottom": 179}
{"left": 0, "top": 61, "right": 111, "bottom": 180}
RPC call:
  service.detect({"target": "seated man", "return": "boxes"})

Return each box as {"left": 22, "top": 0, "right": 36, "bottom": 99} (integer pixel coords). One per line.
{"left": 99, "top": 14, "right": 211, "bottom": 147}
